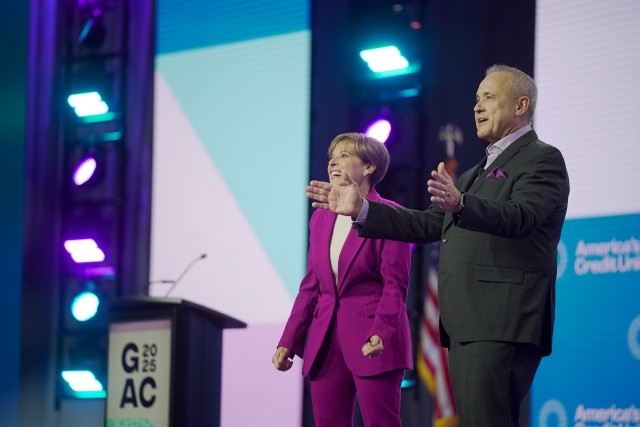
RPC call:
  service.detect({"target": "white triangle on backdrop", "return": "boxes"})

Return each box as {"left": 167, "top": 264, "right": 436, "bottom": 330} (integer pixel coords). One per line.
{"left": 150, "top": 71, "right": 294, "bottom": 324}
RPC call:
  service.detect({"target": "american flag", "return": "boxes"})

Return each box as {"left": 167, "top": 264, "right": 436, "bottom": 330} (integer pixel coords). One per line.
{"left": 416, "top": 243, "right": 459, "bottom": 426}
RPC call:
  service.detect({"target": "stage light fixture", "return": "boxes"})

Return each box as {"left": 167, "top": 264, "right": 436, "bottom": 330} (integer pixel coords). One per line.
{"left": 360, "top": 46, "right": 408, "bottom": 73}
{"left": 364, "top": 118, "right": 392, "bottom": 143}
{"left": 64, "top": 238, "right": 106, "bottom": 263}
{"left": 61, "top": 370, "right": 106, "bottom": 398}
{"left": 66, "top": 142, "right": 123, "bottom": 204}
{"left": 72, "top": 156, "right": 97, "bottom": 186}
{"left": 71, "top": 290, "right": 100, "bottom": 322}
{"left": 78, "top": 8, "right": 106, "bottom": 48}
{"left": 62, "top": 277, "right": 113, "bottom": 331}
{"left": 83, "top": 265, "right": 116, "bottom": 278}
{"left": 67, "top": 91, "right": 109, "bottom": 117}
{"left": 358, "top": 45, "right": 421, "bottom": 79}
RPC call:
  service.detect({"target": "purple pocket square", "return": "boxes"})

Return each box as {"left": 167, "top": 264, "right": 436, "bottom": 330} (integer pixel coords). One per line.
{"left": 486, "top": 167, "right": 507, "bottom": 180}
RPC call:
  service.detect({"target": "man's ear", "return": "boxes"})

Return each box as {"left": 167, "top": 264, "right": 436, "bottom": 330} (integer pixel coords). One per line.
{"left": 515, "top": 96, "right": 530, "bottom": 117}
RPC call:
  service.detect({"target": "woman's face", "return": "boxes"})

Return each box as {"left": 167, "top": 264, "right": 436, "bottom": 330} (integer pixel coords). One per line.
{"left": 327, "top": 144, "right": 371, "bottom": 186}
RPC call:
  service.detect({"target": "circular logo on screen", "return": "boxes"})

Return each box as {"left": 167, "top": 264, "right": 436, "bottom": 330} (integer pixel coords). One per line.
{"left": 539, "top": 399, "right": 568, "bottom": 427}
{"left": 628, "top": 315, "right": 640, "bottom": 360}
{"left": 556, "top": 240, "right": 568, "bottom": 279}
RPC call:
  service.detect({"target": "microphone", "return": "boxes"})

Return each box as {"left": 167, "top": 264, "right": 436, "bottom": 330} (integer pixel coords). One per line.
{"left": 149, "top": 253, "right": 208, "bottom": 298}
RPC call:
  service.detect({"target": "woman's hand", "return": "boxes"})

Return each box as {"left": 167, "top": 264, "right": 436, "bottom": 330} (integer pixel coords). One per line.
{"left": 362, "top": 335, "right": 384, "bottom": 358}
{"left": 272, "top": 347, "right": 293, "bottom": 371}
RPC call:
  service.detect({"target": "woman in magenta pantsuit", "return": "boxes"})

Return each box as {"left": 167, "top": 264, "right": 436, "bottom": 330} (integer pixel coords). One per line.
{"left": 272, "top": 133, "right": 412, "bottom": 427}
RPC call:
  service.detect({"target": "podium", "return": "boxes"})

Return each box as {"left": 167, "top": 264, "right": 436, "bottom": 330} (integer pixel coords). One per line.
{"left": 105, "top": 297, "right": 246, "bottom": 427}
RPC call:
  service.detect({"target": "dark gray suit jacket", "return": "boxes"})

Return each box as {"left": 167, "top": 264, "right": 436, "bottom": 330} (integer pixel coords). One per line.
{"left": 359, "top": 130, "right": 569, "bottom": 356}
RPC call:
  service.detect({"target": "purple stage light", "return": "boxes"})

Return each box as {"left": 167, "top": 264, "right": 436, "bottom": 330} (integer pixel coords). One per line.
{"left": 64, "top": 239, "right": 105, "bottom": 263}
{"left": 364, "top": 119, "right": 392, "bottom": 144}
{"left": 73, "top": 157, "right": 97, "bottom": 186}
{"left": 77, "top": 0, "right": 101, "bottom": 8}
{"left": 84, "top": 266, "right": 115, "bottom": 278}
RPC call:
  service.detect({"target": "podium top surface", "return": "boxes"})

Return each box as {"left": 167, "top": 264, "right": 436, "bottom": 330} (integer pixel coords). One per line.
{"left": 110, "top": 296, "right": 247, "bottom": 329}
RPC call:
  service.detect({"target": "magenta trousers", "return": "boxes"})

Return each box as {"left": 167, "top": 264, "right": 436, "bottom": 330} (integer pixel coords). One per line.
{"left": 308, "top": 321, "right": 404, "bottom": 427}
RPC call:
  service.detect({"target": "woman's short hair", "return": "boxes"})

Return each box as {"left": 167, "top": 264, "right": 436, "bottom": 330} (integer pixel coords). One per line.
{"left": 327, "top": 132, "right": 390, "bottom": 187}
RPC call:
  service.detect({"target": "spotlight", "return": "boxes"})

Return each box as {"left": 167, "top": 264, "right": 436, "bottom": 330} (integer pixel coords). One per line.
{"left": 64, "top": 238, "right": 106, "bottom": 263}
{"left": 66, "top": 142, "right": 122, "bottom": 203}
{"left": 73, "top": 156, "right": 97, "bottom": 186}
{"left": 359, "top": 45, "right": 421, "bottom": 79}
{"left": 71, "top": 290, "right": 100, "bottom": 322}
{"left": 61, "top": 370, "right": 106, "bottom": 398}
{"left": 364, "top": 119, "right": 392, "bottom": 144}
{"left": 83, "top": 265, "right": 116, "bottom": 278}
{"left": 78, "top": 9, "right": 106, "bottom": 48}
{"left": 62, "top": 277, "right": 113, "bottom": 332}
{"left": 67, "top": 91, "right": 109, "bottom": 117}
{"left": 360, "top": 46, "right": 409, "bottom": 73}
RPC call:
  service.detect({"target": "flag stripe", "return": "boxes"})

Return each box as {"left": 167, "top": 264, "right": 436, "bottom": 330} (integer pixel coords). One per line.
{"left": 420, "top": 248, "right": 459, "bottom": 426}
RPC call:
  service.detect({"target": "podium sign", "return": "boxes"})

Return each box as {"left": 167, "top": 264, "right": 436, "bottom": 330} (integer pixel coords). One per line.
{"left": 106, "top": 319, "right": 173, "bottom": 426}
{"left": 106, "top": 297, "right": 246, "bottom": 427}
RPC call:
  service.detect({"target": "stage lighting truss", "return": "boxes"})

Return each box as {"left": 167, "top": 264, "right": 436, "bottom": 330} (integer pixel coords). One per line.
{"left": 55, "top": 0, "right": 128, "bottom": 402}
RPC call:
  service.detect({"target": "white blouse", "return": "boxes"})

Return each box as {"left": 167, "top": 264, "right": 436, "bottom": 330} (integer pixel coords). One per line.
{"left": 329, "top": 214, "right": 352, "bottom": 281}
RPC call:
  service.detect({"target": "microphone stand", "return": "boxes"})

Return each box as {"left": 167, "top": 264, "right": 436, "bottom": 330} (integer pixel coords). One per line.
{"left": 148, "top": 253, "right": 208, "bottom": 298}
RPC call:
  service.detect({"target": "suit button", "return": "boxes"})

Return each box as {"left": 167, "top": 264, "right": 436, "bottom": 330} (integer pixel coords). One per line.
{"left": 442, "top": 238, "right": 448, "bottom": 243}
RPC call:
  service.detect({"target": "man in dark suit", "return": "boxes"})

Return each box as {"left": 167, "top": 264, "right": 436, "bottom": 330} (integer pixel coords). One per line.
{"left": 306, "top": 64, "right": 570, "bottom": 426}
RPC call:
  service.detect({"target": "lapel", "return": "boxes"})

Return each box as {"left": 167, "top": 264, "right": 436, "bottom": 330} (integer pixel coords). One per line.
{"left": 314, "top": 209, "right": 339, "bottom": 293}
{"left": 460, "top": 157, "right": 488, "bottom": 193}
{"left": 443, "top": 130, "right": 537, "bottom": 231}
{"left": 336, "top": 188, "right": 382, "bottom": 293}
{"left": 467, "top": 130, "right": 537, "bottom": 194}
{"left": 443, "top": 157, "right": 486, "bottom": 231}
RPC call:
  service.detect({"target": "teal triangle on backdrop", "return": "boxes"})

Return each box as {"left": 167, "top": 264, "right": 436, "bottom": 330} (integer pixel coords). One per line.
{"left": 157, "top": 0, "right": 308, "bottom": 55}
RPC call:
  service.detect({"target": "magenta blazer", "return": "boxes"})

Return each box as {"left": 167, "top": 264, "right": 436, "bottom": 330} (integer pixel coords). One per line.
{"left": 278, "top": 188, "right": 413, "bottom": 377}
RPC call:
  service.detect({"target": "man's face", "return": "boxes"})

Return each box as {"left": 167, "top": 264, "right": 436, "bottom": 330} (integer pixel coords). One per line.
{"left": 474, "top": 71, "right": 520, "bottom": 144}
